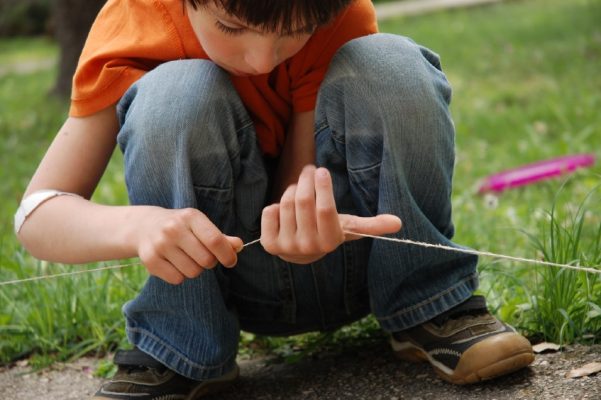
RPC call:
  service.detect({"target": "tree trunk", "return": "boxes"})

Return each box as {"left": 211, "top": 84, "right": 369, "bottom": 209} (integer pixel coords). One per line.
{"left": 52, "top": 0, "right": 106, "bottom": 98}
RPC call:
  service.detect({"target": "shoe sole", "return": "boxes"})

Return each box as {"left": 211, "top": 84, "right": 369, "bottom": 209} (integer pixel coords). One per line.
{"left": 92, "top": 364, "right": 240, "bottom": 399}
{"left": 186, "top": 364, "right": 240, "bottom": 399}
{"left": 392, "top": 332, "right": 535, "bottom": 385}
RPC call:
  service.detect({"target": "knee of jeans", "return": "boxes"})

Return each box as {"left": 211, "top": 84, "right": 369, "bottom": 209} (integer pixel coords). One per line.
{"left": 326, "top": 33, "right": 452, "bottom": 107}
{"left": 117, "top": 60, "right": 238, "bottom": 152}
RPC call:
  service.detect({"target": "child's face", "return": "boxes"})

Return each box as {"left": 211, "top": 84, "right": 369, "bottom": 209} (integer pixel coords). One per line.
{"left": 188, "top": 2, "right": 314, "bottom": 76}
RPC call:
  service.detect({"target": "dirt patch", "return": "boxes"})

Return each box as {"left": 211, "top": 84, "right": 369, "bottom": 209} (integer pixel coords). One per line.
{"left": 1, "top": 343, "right": 600, "bottom": 400}
{"left": 0, "top": 358, "right": 102, "bottom": 399}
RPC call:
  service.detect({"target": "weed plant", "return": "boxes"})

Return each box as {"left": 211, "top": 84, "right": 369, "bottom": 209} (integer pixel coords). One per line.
{"left": 520, "top": 185, "right": 601, "bottom": 344}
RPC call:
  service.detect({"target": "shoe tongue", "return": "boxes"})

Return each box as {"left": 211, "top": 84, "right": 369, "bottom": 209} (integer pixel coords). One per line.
{"left": 126, "top": 365, "right": 155, "bottom": 374}
{"left": 432, "top": 295, "right": 488, "bottom": 326}
{"left": 114, "top": 348, "right": 167, "bottom": 371}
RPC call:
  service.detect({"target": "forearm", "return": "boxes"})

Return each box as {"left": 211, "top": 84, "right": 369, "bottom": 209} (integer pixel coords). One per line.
{"left": 17, "top": 195, "right": 150, "bottom": 263}
{"left": 272, "top": 110, "right": 316, "bottom": 199}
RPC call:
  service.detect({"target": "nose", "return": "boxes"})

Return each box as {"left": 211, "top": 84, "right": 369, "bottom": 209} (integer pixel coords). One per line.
{"left": 245, "top": 37, "right": 280, "bottom": 74}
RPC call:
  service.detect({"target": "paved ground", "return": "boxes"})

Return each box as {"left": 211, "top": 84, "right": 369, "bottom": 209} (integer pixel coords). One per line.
{"left": 374, "top": 0, "right": 502, "bottom": 19}
{"left": 1, "top": 342, "right": 599, "bottom": 400}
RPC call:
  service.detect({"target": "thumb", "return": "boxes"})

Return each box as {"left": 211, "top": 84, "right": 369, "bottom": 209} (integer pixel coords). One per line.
{"left": 225, "top": 235, "right": 244, "bottom": 253}
{"left": 340, "top": 214, "right": 402, "bottom": 241}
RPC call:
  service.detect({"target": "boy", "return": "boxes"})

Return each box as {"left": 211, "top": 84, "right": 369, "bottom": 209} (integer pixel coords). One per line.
{"left": 15, "top": 0, "right": 534, "bottom": 398}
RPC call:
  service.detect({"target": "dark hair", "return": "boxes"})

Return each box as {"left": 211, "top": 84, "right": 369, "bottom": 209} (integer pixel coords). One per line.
{"left": 186, "top": 0, "right": 353, "bottom": 34}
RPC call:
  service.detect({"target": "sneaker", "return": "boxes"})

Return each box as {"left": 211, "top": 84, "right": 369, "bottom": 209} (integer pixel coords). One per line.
{"left": 92, "top": 347, "right": 238, "bottom": 399}
{"left": 391, "top": 295, "right": 534, "bottom": 385}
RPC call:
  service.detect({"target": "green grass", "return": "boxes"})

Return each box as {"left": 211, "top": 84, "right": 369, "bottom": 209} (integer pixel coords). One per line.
{"left": 0, "top": 36, "right": 57, "bottom": 63}
{"left": 381, "top": 0, "right": 601, "bottom": 344}
{"left": 0, "top": 37, "right": 137, "bottom": 364}
{"left": 1, "top": 0, "right": 601, "bottom": 367}
{"left": 518, "top": 184, "right": 601, "bottom": 343}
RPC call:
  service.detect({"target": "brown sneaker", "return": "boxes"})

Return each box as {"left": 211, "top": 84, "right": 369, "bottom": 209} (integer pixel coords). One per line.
{"left": 92, "top": 347, "right": 238, "bottom": 399}
{"left": 391, "top": 295, "right": 534, "bottom": 385}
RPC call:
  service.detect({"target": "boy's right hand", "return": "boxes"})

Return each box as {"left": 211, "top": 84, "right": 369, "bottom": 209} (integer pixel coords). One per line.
{"left": 260, "top": 166, "right": 402, "bottom": 264}
{"left": 133, "top": 207, "right": 243, "bottom": 285}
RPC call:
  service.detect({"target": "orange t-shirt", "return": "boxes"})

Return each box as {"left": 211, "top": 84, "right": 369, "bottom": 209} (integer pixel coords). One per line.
{"left": 70, "top": 0, "right": 378, "bottom": 157}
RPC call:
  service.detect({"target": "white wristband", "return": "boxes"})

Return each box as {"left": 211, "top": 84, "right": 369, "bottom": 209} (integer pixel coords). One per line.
{"left": 14, "top": 189, "right": 82, "bottom": 234}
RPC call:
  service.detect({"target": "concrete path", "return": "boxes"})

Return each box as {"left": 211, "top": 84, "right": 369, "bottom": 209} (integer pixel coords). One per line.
{"left": 209, "top": 342, "right": 601, "bottom": 400}
{"left": 0, "top": 58, "right": 55, "bottom": 78}
{"left": 1, "top": 342, "right": 599, "bottom": 400}
{"left": 375, "top": 0, "right": 502, "bottom": 20}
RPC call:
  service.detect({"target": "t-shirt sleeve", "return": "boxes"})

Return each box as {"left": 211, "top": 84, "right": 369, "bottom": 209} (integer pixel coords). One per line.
{"left": 288, "top": 0, "right": 378, "bottom": 113}
{"left": 69, "top": 0, "right": 186, "bottom": 117}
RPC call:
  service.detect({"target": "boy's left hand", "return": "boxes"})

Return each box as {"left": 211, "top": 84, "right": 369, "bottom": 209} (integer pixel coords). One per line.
{"left": 260, "top": 165, "right": 402, "bottom": 264}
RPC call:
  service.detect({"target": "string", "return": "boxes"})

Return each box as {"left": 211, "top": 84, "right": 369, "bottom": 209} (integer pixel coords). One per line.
{"left": 342, "top": 231, "right": 601, "bottom": 275}
{"left": 0, "top": 263, "right": 141, "bottom": 286}
{"left": 0, "top": 238, "right": 263, "bottom": 287}
{"left": 1, "top": 232, "right": 599, "bottom": 287}
{"left": 243, "top": 238, "right": 262, "bottom": 247}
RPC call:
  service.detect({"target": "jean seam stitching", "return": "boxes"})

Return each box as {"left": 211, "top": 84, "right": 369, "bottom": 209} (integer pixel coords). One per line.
{"left": 235, "top": 121, "right": 254, "bottom": 133}
{"left": 310, "top": 263, "right": 327, "bottom": 330}
{"left": 314, "top": 122, "right": 329, "bottom": 134}
{"left": 228, "top": 291, "right": 280, "bottom": 305}
{"left": 348, "top": 162, "right": 382, "bottom": 173}
{"left": 378, "top": 272, "right": 478, "bottom": 321}
{"left": 343, "top": 243, "right": 352, "bottom": 315}
{"left": 275, "top": 257, "right": 296, "bottom": 324}
{"left": 128, "top": 327, "right": 237, "bottom": 371}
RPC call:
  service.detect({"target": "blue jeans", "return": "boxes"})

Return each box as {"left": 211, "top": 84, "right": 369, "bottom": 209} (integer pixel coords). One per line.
{"left": 116, "top": 33, "right": 478, "bottom": 380}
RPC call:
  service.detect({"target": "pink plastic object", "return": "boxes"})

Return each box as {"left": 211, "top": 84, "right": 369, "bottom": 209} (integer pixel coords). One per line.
{"left": 478, "top": 153, "right": 596, "bottom": 194}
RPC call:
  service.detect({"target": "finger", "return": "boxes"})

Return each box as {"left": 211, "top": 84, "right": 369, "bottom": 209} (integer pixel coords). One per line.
{"left": 177, "top": 234, "right": 218, "bottom": 269}
{"left": 189, "top": 214, "right": 239, "bottom": 268}
{"left": 164, "top": 247, "right": 208, "bottom": 277}
{"left": 226, "top": 235, "right": 244, "bottom": 254}
{"left": 295, "top": 165, "right": 318, "bottom": 242}
{"left": 340, "top": 214, "right": 403, "bottom": 240}
{"left": 261, "top": 204, "right": 280, "bottom": 253}
{"left": 145, "top": 257, "right": 187, "bottom": 285}
{"left": 279, "top": 184, "right": 298, "bottom": 245}
{"left": 314, "top": 168, "right": 344, "bottom": 249}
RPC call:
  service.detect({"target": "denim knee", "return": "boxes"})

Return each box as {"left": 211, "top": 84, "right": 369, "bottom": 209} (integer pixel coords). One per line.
{"left": 329, "top": 33, "right": 451, "bottom": 105}
{"left": 317, "top": 33, "right": 455, "bottom": 180}
{"left": 115, "top": 59, "right": 266, "bottom": 230}
{"left": 117, "top": 59, "right": 246, "bottom": 156}
{"left": 318, "top": 34, "right": 453, "bottom": 151}
{"left": 116, "top": 60, "right": 252, "bottom": 202}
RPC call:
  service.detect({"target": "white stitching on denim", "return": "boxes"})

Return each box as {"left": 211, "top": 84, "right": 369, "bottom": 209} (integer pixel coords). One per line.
{"left": 128, "top": 327, "right": 236, "bottom": 372}
{"left": 378, "top": 273, "right": 478, "bottom": 321}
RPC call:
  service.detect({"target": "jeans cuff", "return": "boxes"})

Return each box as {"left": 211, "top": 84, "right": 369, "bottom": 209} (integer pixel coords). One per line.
{"left": 126, "top": 327, "right": 238, "bottom": 381}
{"left": 377, "top": 272, "right": 479, "bottom": 333}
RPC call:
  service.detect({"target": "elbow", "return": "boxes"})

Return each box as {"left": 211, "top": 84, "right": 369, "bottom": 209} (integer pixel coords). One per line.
{"left": 16, "top": 226, "right": 53, "bottom": 262}
{"left": 16, "top": 229, "right": 42, "bottom": 260}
